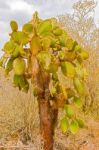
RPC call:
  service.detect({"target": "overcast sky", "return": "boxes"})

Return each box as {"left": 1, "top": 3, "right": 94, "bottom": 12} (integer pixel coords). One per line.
{"left": 0, "top": 0, "right": 99, "bottom": 50}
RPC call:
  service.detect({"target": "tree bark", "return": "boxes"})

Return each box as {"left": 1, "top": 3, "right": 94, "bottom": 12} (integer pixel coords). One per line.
{"left": 38, "top": 99, "right": 58, "bottom": 150}
{"left": 31, "top": 57, "right": 58, "bottom": 150}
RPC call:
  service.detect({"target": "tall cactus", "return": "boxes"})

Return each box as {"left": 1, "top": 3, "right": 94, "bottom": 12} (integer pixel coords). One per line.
{"left": 0, "top": 12, "right": 89, "bottom": 150}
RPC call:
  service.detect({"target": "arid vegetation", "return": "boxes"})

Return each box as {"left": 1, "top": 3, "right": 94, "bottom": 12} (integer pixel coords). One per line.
{"left": 59, "top": 0, "right": 99, "bottom": 116}
{"left": 0, "top": 0, "right": 99, "bottom": 150}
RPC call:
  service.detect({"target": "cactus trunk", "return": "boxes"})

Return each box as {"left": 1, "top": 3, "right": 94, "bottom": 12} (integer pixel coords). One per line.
{"left": 38, "top": 99, "right": 58, "bottom": 150}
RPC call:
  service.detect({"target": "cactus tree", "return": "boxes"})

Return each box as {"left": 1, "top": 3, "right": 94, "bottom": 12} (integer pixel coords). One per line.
{"left": 0, "top": 12, "right": 89, "bottom": 150}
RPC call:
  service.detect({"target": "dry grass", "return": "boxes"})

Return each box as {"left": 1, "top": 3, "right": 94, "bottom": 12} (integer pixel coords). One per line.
{"left": 0, "top": 69, "right": 39, "bottom": 141}
{"left": 0, "top": 68, "right": 99, "bottom": 150}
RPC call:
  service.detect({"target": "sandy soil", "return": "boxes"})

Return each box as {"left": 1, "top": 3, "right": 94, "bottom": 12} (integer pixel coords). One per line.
{"left": 0, "top": 119, "right": 99, "bottom": 150}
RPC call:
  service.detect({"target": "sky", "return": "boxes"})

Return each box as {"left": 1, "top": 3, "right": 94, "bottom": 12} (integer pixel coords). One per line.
{"left": 0, "top": 0, "right": 99, "bottom": 50}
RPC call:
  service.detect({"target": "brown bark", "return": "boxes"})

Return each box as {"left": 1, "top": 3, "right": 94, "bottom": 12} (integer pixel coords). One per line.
{"left": 39, "top": 99, "right": 58, "bottom": 150}
{"left": 31, "top": 57, "right": 58, "bottom": 150}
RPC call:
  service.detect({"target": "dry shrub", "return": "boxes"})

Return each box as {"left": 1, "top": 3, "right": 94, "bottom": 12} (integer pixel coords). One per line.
{"left": 58, "top": 9, "right": 99, "bottom": 117}
{"left": 84, "top": 48, "right": 99, "bottom": 117}
{"left": 0, "top": 68, "right": 39, "bottom": 141}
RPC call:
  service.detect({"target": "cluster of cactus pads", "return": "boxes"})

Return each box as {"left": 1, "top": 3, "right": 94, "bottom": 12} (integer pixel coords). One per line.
{"left": 0, "top": 12, "right": 89, "bottom": 134}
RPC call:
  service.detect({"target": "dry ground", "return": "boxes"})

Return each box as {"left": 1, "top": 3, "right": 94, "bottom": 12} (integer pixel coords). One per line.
{"left": 0, "top": 119, "right": 99, "bottom": 150}
{"left": 0, "top": 69, "right": 99, "bottom": 150}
